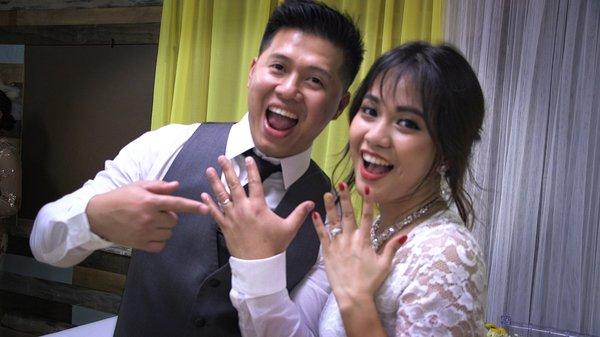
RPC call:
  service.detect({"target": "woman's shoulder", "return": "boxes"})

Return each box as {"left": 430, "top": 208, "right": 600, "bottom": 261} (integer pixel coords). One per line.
{"left": 412, "top": 209, "right": 480, "bottom": 248}
{"left": 400, "top": 209, "right": 486, "bottom": 271}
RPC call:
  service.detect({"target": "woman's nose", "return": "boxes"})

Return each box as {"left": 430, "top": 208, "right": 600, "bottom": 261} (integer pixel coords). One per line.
{"left": 364, "top": 121, "right": 391, "bottom": 148}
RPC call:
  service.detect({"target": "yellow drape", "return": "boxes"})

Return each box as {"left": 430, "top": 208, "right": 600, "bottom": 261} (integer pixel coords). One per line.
{"left": 151, "top": 0, "right": 444, "bottom": 179}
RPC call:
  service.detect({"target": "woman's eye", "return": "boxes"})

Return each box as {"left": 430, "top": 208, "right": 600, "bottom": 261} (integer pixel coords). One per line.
{"left": 361, "top": 106, "right": 377, "bottom": 117}
{"left": 397, "top": 119, "right": 420, "bottom": 130}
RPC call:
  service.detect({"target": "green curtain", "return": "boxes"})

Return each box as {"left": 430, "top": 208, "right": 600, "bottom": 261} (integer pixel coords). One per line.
{"left": 151, "top": 0, "right": 444, "bottom": 179}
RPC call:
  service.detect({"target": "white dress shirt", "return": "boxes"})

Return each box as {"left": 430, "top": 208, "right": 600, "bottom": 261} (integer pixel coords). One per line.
{"left": 230, "top": 251, "right": 329, "bottom": 337}
{"left": 30, "top": 113, "right": 313, "bottom": 267}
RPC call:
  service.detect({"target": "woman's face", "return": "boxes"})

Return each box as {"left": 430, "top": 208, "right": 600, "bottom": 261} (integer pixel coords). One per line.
{"left": 349, "top": 75, "right": 438, "bottom": 210}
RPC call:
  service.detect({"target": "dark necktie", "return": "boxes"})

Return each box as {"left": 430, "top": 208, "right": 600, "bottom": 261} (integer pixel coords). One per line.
{"left": 242, "top": 149, "right": 282, "bottom": 183}
{"left": 216, "top": 149, "right": 282, "bottom": 267}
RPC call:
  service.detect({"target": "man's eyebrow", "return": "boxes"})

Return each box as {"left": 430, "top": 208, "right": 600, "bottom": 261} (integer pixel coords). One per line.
{"left": 363, "top": 94, "right": 424, "bottom": 116}
{"left": 269, "top": 53, "right": 333, "bottom": 80}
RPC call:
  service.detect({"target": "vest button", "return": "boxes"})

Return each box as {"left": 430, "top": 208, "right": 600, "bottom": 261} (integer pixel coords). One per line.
{"left": 208, "top": 278, "right": 221, "bottom": 288}
{"left": 194, "top": 317, "right": 206, "bottom": 327}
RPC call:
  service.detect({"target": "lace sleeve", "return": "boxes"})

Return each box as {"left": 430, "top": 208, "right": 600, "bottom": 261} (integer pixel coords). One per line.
{"left": 395, "top": 224, "right": 487, "bottom": 337}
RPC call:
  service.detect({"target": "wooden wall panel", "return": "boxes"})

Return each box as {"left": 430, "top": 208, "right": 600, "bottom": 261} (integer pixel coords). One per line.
{"left": 72, "top": 266, "right": 125, "bottom": 295}
{"left": 0, "top": 0, "right": 162, "bottom": 11}
{"left": 20, "top": 44, "right": 156, "bottom": 220}
{"left": 0, "top": 7, "right": 162, "bottom": 26}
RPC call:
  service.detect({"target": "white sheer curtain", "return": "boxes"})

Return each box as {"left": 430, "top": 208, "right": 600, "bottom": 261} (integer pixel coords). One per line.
{"left": 445, "top": 0, "right": 600, "bottom": 335}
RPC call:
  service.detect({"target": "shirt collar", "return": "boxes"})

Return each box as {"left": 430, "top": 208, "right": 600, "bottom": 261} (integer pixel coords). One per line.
{"left": 225, "top": 113, "right": 312, "bottom": 189}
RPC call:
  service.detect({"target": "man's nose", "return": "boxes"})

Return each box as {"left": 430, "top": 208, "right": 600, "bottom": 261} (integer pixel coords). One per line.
{"left": 275, "top": 75, "right": 302, "bottom": 102}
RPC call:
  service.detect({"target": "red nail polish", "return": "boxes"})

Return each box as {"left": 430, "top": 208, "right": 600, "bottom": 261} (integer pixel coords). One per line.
{"left": 364, "top": 186, "right": 370, "bottom": 195}
{"left": 398, "top": 235, "right": 408, "bottom": 245}
{"left": 338, "top": 182, "right": 346, "bottom": 191}
{"left": 312, "top": 211, "right": 319, "bottom": 220}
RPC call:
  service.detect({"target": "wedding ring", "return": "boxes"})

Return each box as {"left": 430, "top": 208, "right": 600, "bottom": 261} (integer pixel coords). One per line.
{"left": 218, "top": 198, "right": 232, "bottom": 209}
{"left": 329, "top": 227, "right": 343, "bottom": 238}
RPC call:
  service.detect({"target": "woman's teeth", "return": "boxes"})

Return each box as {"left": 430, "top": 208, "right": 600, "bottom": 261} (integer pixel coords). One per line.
{"left": 363, "top": 153, "right": 391, "bottom": 166}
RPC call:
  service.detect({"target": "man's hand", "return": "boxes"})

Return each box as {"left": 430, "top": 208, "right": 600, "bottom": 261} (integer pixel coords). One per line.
{"left": 86, "top": 180, "right": 204, "bottom": 252}
{"left": 199, "top": 156, "right": 314, "bottom": 260}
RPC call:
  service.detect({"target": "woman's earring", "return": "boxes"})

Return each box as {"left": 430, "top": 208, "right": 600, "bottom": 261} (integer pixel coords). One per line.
{"left": 437, "top": 165, "right": 451, "bottom": 203}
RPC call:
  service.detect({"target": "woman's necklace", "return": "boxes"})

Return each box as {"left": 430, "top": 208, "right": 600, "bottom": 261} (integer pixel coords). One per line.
{"left": 370, "top": 198, "right": 439, "bottom": 251}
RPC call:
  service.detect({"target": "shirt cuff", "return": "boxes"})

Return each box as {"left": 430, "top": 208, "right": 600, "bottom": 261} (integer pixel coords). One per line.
{"left": 66, "top": 199, "right": 113, "bottom": 251}
{"left": 230, "top": 252, "right": 287, "bottom": 297}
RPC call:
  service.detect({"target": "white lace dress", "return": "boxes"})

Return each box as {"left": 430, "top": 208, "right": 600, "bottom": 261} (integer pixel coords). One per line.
{"left": 230, "top": 209, "right": 487, "bottom": 337}
{"left": 318, "top": 210, "right": 487, "bottom": 336}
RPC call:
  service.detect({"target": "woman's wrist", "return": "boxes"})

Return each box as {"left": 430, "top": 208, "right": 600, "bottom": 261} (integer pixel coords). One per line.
{"left": 337, "top": 292, "right": 388, "bottom": 337}
{"left": 335, "top": 289, "right": 376, "bottom": 313}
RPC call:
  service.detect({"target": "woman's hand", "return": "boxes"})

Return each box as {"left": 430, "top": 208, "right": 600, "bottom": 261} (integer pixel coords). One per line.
{"left": 312, "top": 182, "right": 407, "bottom": 308}
{"left": 200, "top": 155, "right": 314, "bottom": 260}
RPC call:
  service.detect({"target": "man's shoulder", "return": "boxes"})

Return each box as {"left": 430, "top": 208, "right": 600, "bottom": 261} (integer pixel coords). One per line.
{"left": 135, "top": 123, "right": 201, "bottom": 144}
{"left": 303, "top": 160, "right": 332, "bottom": 188}
{"left": 151, "top": 122, "right": 202, "bottom": 134}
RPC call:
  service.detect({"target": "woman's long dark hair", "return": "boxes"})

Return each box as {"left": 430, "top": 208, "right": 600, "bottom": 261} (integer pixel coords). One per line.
{"left": 333, "top": 42, "right": 485, "bottom": 228}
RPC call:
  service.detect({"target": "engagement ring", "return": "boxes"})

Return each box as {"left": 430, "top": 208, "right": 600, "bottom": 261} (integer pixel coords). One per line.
{"left": 329, "top": 227, "right": 343, "bottom": 238}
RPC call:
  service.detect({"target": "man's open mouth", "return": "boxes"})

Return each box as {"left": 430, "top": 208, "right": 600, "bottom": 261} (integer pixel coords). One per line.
{"left": 267, "top": 107, "right": 299, "bottom": 131}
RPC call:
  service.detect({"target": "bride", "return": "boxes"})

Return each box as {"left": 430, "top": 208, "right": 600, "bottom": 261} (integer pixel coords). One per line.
{"left": 205, "top": 42, "right": 487, "bottom": 336}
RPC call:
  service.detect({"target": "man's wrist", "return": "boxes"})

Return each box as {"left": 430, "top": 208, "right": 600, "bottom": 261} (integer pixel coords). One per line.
{"left": 230, "top": 252, "right": 287, "bottom": 297}
{"left": 229, "top": 245, "right": 282, "bottom": 260}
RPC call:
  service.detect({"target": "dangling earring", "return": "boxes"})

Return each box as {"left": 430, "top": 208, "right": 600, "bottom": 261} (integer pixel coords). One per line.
{"left": 437, "top": 165, "right": 451, "bottom": 203}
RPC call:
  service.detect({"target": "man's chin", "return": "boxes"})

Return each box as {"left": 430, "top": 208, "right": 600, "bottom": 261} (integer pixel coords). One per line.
{"left": 256, "top": 139, "right": 302, "bottom": 158}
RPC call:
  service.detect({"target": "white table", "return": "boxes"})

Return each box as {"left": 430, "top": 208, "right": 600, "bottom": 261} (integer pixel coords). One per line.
{"left": 43, "top": 317, "right": 117, "bottom": 337}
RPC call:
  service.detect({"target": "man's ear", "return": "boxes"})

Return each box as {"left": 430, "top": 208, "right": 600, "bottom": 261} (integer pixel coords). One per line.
{"left": 247, "top": 58, "right": 258, "bottom": 88}
{"left": 333, "top": 91, "right": 350, "bottom": 120}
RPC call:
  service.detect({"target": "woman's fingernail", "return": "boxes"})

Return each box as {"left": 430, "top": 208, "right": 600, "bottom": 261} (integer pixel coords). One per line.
{"left": 398, "top": 235, "right": 408, "bottom": 245}
{"left": 338, "top": 182, "right": 346, "bottom": 191}
{"left": 364, "top": 186, "right": 370, "bottom": 195}
{"left": 312, "top": 211, "right": 319, "bottom": 220}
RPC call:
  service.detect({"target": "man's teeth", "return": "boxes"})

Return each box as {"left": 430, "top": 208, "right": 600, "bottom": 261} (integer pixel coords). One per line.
{"left": 270, "top": 107, "right": 298, "bottom": 120}
{"left": 362, "top": 153, "right": 391, "bottom": 166}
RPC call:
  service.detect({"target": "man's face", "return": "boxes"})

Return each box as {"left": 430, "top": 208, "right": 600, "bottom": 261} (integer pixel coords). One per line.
{"left": 247, "top": 28, "right": 349, "bottom": 158}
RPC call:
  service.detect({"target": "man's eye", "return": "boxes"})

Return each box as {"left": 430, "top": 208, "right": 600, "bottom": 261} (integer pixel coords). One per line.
{"left": 309, "top": 77, "right": 323, "bottom": 86}
{"left": 271, "top": 64, "right": 284, "bottom": 71}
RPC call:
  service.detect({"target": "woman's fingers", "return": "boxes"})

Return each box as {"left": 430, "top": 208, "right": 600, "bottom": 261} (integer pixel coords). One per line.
{"left": 323, "top": 192, "right": 339, "bottom": 228}
{"left": 311, "top": 211, "right": 330, "bottom": 249}
{"left": 337, "top": 182, "right": 357, "bottom": 233}
{"left": 359, "top": 186, "right": 374, "bottom": 236}
{"left": 381, "top": 235, "right": 407, "bottom": 262}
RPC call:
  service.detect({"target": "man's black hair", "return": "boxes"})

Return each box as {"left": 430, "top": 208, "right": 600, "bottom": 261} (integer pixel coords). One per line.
{"left": 259, "top": 0, "right": 364, "bottom": 88}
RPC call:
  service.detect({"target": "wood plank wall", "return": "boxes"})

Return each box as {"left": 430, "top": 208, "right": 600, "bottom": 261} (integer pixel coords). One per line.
{"left": 1, "top": 1, "right": 160, "bottom": 335}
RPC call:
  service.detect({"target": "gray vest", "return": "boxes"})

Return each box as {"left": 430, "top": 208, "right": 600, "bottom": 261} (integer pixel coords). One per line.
{"left": 114, "top": 123, "right": 331, "bottom": 337}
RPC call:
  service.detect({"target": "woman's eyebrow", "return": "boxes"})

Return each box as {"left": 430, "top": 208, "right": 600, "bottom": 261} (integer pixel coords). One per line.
{"left": 364, "top": 94, "right": 423, "bottom": 116}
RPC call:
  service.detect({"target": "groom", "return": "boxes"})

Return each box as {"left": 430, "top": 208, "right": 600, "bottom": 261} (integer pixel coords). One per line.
{"left": 30, "top": 1, "right": 364, "bottom": 336}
